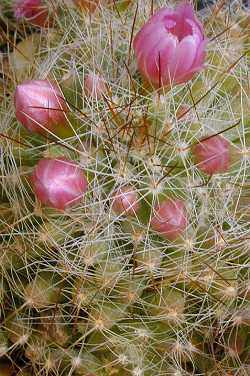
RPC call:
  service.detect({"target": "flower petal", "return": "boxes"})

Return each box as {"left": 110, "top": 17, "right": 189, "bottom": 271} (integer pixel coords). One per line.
{"left": 167, "top": 35, "right": 198, "bottom": 82}
{"left": 191, "top": 39, "right": 208, "bottom": 69}
{"left": 176, "top": 2, "right": 197, "bottom": 22}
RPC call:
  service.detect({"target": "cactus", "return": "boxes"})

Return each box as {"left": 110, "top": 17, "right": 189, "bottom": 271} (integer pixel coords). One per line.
{"left": 0, "top": 1, "right": 250, "bottom": 375}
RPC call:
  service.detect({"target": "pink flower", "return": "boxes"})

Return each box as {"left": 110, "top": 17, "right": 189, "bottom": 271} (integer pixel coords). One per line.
{"left": 14, "top": 0, "right": 50, "bottom": 27}
{"left": 112, "top": 186, "right": 139, "bottom": 216}
{"left": 133, "top": 2, "right": 207, "bottom": 88}
{"left": 84, "top": 73, "right": 107, "bottom": 99}
{"left": 32, "top": 158, "right": 88, "bottom": 210}
{"left": 192, "top": 135, "right": 231, "bottom": 175}
{"left": 14, "top": 80, "right": 68, "bottom": 135}
{"left": 151, "top": 199, "right": 188, "bottom": 240}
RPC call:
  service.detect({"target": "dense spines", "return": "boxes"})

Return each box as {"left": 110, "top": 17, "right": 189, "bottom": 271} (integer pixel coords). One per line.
{"left": 0, "top": 1, "right": 250, "bottom": 375}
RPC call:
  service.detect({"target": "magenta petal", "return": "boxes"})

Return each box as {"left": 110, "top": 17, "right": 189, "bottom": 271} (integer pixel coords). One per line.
{"left": 141, "top": 27, "right": 168, "bottom": 59}
{"left": 48, "top": 183, "right": 81, "bottom": 210}
{"left": 133, "top": 1, "right": 206, "bottom": 88}
{"left": 112, "top": 187, "right": 139, "bottom": 216}
{"left": 32, "top": 176, "right": 50, "bottom": 205}
{"left": 185, "top": 18, "right": 204, "bottom": 42}
{"left": 14, "top": 0, "right": 50, "bottom": 27}
{"left": 32, "top": 158, "right": 88, "bottom": 210}
{"left": 148, "top": 7, "right": 176, "bottom": 27}
{"left": 177, "top": 2, "right": 205, "bottom": 40}
{"left": 15, "top": 79, "right": 67, "bottom": 134}
{"left": 176, "top": 2, "right": 197, "bottom": 22}
{"left": 171, "top": 2, "right": 196, "bottom": 39}
{"left": 38, "top": 158, "right": 67, "bottom": 183}
{"left": 136, "top": 27, "right": 167, "bottom": 69}
{"left": 142, "top": 33, "right": 177, "bottom": 84}
{"left": 133, "top": 8, "right": 177, "bottom": 54}
{"left": 15, "top": 0, "right": 42, "bottom": 18}
{"left": 192, "top": 136, "right": 231, "bottom": 175}
{"left": 134, "top": 20, "right": 163, "bottom": 56}
{"left": 192, "top": 39, "right": 208, "bottom": 69}
{"left": 151, "top": 199, "right": 188, "bottom": 240}
{"left": 153, "top": 34, "right": 179, "bottom": 86}
{"left": 168, "top": 35, "right": 198, "bottom": 81}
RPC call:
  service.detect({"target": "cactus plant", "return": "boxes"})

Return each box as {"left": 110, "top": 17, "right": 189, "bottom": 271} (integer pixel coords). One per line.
{"left": 0, "top": 1, "right": 250, "bottom": 375}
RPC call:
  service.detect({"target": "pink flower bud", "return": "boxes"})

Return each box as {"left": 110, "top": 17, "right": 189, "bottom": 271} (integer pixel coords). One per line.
{"left": 32, "top": 158, "right": 88, "bottom": 210}
{"left": 151, "top": 199, "right": 188, "bottom": 240}
{"left": 14, "top": 80, "right": 68, "bottom": 135}
{"left": 133, "top": 2, "right": 207, "bottom": 88}
{"left": 192, "top": 135, "right": 231, "bottom": 175}
{"left": 14, "top": 0, "right": 51, "bottom": 27}
{"left": 112, "top": 186, "right": 139, "bottom": 216}
{"left": 84, "top": 73, "right": 107, "bottom": 99}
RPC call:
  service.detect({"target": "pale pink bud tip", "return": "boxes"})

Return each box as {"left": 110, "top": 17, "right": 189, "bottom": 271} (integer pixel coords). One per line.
{"left": 192, "top": 135, "right": 231, "bottom": 175}
{"left": 14, "top": 0, "right": 50, "bottom": 27}
{"left": 112, "top": 186, "right": 139, "bottom": 216}
{"left": 151, "top": 199, "right": 188, "bottom": 240}
{"left": 133, "top": 1, "right": 207, "bottom": 88}
{"left": 84, "top": 73, "right": 107, "bottom": 99}
{"left": 14, "top": 80, "right": 68, "bottom": 135}
{"left": 32, "top": 158, "right": 88, "bottom": 210}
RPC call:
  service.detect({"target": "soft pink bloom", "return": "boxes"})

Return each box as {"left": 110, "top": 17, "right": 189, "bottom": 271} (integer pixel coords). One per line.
{"left": 151, "top": 199, "right": 188, "bottom": 240}
{"left": 15, "top": 80, "right": 68, "bottom": 135}
{"left": 192, "top": 135, "right": 231, "bottom": 175}
{"left": 84, "top": 73, "right": 107, "bottom": 99}
{"left": 14, "top": 0, "right": 50, "bottom": 27}
{"left": 133, "top": 2, "right": 207, "bottom": 88}
{"left": 112, "top": 186, "right": 139, "bottom": 216}
{"left": 32, "top": 158, "right": 88, "bottom": 210}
